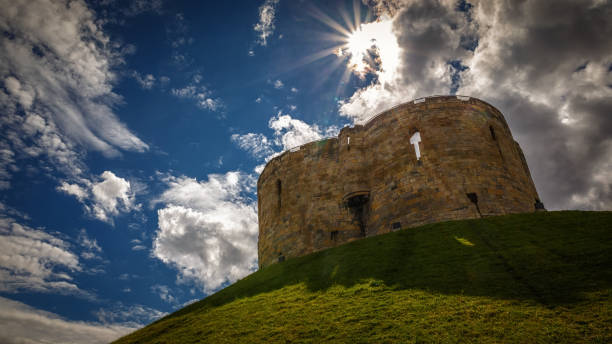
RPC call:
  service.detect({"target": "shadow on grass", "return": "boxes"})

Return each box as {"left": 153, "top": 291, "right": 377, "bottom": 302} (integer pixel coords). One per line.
{"left": 170, "top": 211, "right": 612, "bottom": 320}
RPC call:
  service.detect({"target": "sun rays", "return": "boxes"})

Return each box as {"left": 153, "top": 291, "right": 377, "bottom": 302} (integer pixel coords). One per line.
{"left": 291, "top": 1, "right": 400, "bottom": 95}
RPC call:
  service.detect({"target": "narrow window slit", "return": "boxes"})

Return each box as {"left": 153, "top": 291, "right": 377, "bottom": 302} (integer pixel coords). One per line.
{"left": 410, "top": 131, "right": 422, "bottom": 160}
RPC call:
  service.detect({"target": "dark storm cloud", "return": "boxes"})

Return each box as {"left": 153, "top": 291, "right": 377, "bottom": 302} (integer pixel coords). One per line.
{"left": 346, "top": 0, "right": 612, "bottom": 210}
{"left": 393, "top": 0, "right": 474, "bottom": 95}
{"left": 459, "top": 0, "right": 612, "bottom": 210}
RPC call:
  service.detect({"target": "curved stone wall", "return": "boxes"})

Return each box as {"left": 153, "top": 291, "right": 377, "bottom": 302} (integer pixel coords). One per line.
{"left": 257, "top": 95, "right": 542, "bottom": 268}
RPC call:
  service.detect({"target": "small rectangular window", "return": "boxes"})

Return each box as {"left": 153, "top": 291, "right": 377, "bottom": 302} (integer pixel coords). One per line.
{"left": 331, "top": 230, "right": 338, "bottom": 241}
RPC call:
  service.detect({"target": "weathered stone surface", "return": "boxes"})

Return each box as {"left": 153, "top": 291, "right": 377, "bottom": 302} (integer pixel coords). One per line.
{"left": 257, "top": 96, "right": 543, "bottom": 268}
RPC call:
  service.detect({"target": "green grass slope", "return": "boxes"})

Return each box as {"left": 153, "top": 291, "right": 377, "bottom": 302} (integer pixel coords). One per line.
{"left": 115, "top": 211, "right": 612, "bottom": 343}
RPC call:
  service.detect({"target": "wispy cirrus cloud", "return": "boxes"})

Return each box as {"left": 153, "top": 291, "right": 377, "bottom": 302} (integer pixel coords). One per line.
{"left": 151, "top": 284, "right": 177, "bottom": 304}
{"left": 131, "top": 71, "right": 156, "bottom": 90}
{"left": 94, "top": 302, "right": 166, "bottom": 327}
{"left": 0, "top": 212, "right": 90, "bottom": 298}
{"left": 254, "top": 0, "right": 280, "bottom": 46}
{"left": 231, "top": 133, "right": 275, "bottom": 159}
{"left": 171, "top": 84, "right": 224, "bottom": 112}
{"left": 77, "top": 229, "right": 103, "bottom": 261}
{"left": 0, "top": 0, "right": 148, "bottom": 190}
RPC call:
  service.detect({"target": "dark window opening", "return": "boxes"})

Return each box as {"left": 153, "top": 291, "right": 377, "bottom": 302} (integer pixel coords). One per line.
{"left": 391, "top": 222, "right": 401, "bottom": 231}
{"left": 535, "top": 199, "right": 545, "bottom": 210}
{"left": 489, "top": 125, "right": 497, "bottom": 140}
{"left": 345, "top": 193, "right": 370, "bottom": 237}
{"left": 278, "top": 252, "right": 285, "bottom": 263}
{"left": 466, "top": 192, "right": 482, "bottom": 217}
{"left": 331, "top": 230, "right": 338, "bottom": 241}
{"left": 276, "top": 179, "right": 282, "bottom": 211}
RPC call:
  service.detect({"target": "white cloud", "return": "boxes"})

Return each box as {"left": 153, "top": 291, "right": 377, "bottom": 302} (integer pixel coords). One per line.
{"left": 337, "top": 15, "right": 432, "bottom": 123}
{"left": 232, "top": 112, "right": 341, "bottom": 164}
{"left": 58, "top": 171, "right": 138, "bottom": 224}
{"left": 273, "top": 79, "right": 284, "bottom": 89}
{"left": 77, "top": 229, "right": 102, "bottom": 260}
{"left": 254, "top": 164, "right": 266, "bottom": 175}
{"left": 132, "top": 71, "right": 156, "bottom": 89}
{"left": 0, "top": 0, "right": 148, "bottom": 188}
{"left": 58, "top": 182, "right": 88, "bottom": 202}
{"left": 90, "top": 171, "right": 137, "bottom": 223}
{"left": 171, "top": 85, "right": 198, "bottom": 98}
{"left": 0, "top": 297, "right": 137, "bottom": 344}
{"left": 231, "top": 133, "right": 275, "bottom": 159}
{"left": 151, "top": 284, "right": 177, "bottom": 304}
{"left": 269, "top": 112, "right": 339, "bottom": 151}
{"left": 94, "top": 302, "right": 166, "bottom": 327}
{"left": 255, "top": 97, "right": 262, "bottom": 103}
{"left": 171, "top": 84, "right": 223, "bottom": 112}
{"left": 4, "top": 76, "right": 34, "bottom": 109}
{"left": 291, "top": 87, "right": 298, "bottom": 93}
{"left": 254, "top": 0, "right": 280, "bottom": 46}
{"left": 182, "top": 298, "right": 198, "bottom": 307}
{"left": 0, "top": 145, "right": 17, "bottom": 190}
{"left": 0, "top": 215, "right": 88, "bottom": 297}
{"left": 0, "top": 0, "right": 148, "bottom": 155}
{"left": 153, "top": 172, "right": 258, "bottom": 293}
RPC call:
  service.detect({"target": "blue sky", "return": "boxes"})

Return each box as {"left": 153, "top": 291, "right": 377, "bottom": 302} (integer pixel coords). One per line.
{"left": 1, "top": 0, "right": 611, "bottom": 342}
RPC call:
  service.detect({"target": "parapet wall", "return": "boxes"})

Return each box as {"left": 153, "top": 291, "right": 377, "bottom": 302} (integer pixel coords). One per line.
{"left": 257, "top": 95, "right": 542, "bottom": 268}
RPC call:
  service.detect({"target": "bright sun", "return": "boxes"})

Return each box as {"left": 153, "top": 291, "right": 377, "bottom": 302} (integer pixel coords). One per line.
{"left": 346, "top": 27, "right": 374, "bottom": 73}
{"left": 342, "top": 19, "right": 400, "bottom": 80}
{"left": 301, "top": 4, "right": 400, "bottom": 90}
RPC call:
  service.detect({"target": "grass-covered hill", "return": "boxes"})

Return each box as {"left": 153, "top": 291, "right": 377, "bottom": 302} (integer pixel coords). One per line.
{"left": 114, "top": 211, "right": 612, "bottom": 343}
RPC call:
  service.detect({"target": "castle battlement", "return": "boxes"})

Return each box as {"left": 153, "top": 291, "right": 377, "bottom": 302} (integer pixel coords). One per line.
{"left": 257, "top": 95, "right": 543, "bottom": 268}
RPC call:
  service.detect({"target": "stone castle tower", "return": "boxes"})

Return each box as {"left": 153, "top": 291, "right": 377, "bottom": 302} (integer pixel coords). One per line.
{"left": 257, "top": 95, "right": 543, "bottom": 268}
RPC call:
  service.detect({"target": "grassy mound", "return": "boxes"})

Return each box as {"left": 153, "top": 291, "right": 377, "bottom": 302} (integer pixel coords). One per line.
{"left": 114, "top": 211, "right": 612, "bottom": 343}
